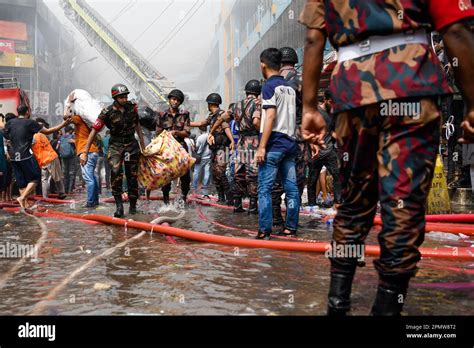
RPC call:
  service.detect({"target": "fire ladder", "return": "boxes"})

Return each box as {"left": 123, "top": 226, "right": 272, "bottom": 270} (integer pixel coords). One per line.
{"left": 61, "top": 0, "right": 174, "bottom": 108}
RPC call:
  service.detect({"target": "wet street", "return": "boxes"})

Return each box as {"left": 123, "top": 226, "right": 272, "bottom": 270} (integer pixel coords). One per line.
{"left": 0, "top": 196, "right": 473, "bottom": 316}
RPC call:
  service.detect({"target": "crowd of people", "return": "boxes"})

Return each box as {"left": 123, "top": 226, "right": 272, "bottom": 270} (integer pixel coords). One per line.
{"left": 0, "top": 109, "right": 111, "bottom": 207}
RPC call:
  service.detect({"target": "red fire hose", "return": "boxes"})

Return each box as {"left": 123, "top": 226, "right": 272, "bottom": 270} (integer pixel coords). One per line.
{"left": 373, "top": 216, "right": 474, "bottom": 235}
{"left": 102, "top": 195, "right": 167, "bottom": 203}
{"left": 1, "top": 205, "right": 472, "bottom": 260}
{"left": 29, "top": 195, "right": 76, "bottom": 204}
{"left": 54, "top": 212, "right": 472, "bottom": 261}
{"left": 1, "top": 207, "right": 102, "bottom": 225}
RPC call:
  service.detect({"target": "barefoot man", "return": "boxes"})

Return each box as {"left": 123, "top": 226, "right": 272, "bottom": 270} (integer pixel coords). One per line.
{"left": 3, "top": 105, "right": 71, "bottom": 209}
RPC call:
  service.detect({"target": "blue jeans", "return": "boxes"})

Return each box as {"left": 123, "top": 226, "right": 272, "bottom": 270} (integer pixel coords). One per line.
{"left": 192, "top": 157, "right": 211, "bottom": 195}
{"left": 81, "top": 152, "right": 99, "bottom": 205}
{"left": 258, "top": 151, "right": 300, "bottom": 233}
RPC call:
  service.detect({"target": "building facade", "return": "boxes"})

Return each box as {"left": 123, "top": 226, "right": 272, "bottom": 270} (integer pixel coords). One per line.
{"left": 200, "top": 0, "right": 307, "bottom": 108}
{"left": 0, "top": 0, "right": 76, "bottom": 123}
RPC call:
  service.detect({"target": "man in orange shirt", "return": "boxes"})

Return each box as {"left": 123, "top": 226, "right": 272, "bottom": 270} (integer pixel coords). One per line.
{"left": 33, "top": 118, "right": 66, "bottom": 200}
{"left": 69, "top": 114, "right": 100, "bottom": 208}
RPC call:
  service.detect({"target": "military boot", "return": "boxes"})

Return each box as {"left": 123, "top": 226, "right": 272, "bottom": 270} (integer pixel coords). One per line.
{"left": 129, "top": 198, "right": 137, "bottom": 215}
{"left": 225, "top": 192, "right": 233, "bottom": 206}
{"left": 233, "top": 197, "right": 246, "bottom": 213}
{"left": 217, "top": 191, "right": 226, "bottom": 203}
{"left": 113, "top": 195, "right": 124, "bottom": 218}
{"left": 327, "top": 273, "right": 355, "bottom": 316}
{"left": 248, "top": 197, "right": 258, "bottom": 215}
{"left": 370, "top": 274, "right": 410, "bottom": 316}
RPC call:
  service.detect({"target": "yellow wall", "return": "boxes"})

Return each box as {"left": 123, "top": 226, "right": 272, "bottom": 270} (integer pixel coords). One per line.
{"left": 0, "top": 52, "right": 34, "bottom": 68}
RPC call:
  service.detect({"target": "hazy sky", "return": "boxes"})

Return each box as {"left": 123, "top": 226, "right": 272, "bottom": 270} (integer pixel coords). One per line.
{"left": 44, "top": 0, "right": 220, "bottom": 95}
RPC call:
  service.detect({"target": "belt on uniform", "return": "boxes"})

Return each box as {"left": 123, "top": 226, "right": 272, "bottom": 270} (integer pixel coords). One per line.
{"left": 110, "top": 135, "right": 136, "bottom": 143}
{"left": 240, "top": 130, "right": 258, "bottom": 136}
{"left": 337, "top": 29, "right": 428, "bottom": 63}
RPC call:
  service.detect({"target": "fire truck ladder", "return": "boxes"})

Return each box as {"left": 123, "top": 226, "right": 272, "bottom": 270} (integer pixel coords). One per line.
{"left": 61, "top": 0, "right": 174, "bottom": 108}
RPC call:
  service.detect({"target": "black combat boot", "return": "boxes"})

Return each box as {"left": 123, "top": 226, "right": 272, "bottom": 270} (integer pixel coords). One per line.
{"left": 248, "top": 197, "right": 258, "bottom": 215}
{"left": 163, "top": 193, "right": 170, "bottom": 205}
{"left": 129, "top": 198, "right": 137, "bottom": 215}
{"left": 233, "top": 197, "right": 246, "bottom": 213}
{"left": 217, "top": 191, "right": 226, "bottom": 203}
{"left": 327, "top": 273, "right": 355, "bottom": 316}
{"left": 225, "top": 192, "right": 233, "bottom": 206}
{"left": 113, "top": 195, "right": 124, "bottom": 218}
{"left": 370, "top": 274, "right": 410, "bottom": 316}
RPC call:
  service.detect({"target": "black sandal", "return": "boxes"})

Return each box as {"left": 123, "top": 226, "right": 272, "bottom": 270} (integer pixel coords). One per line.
{"left": 256, "top": 231, "right": 271, "bottom": 240}
{"left": 279, "top": 228, "right": 297, "bottom": 237}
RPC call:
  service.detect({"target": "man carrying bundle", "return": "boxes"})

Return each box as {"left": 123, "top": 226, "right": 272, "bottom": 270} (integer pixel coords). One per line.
{"left": 155, "top": 89, "right": 192, "bottom": 205}
{"left": 81, "top": 84, "right": 146, "bottom": 218}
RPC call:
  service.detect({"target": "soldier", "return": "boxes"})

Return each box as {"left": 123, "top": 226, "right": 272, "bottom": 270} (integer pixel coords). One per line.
{"left": 300, "top": 0, "right": 474, "bottom": 315}
{"left": 81, "top": 83, "right": 146, "bottom": 218}
{"left": 213, "top": 80, "right": 261, "bottom": 213}
{"left": 191, "top": 93, "right": 235, "bottom": 205}
{"left": 155, "top": 89, "right": 191, "bottom": 205}
{"left": 272, "top": 47, "right": 308, "bottom": 231}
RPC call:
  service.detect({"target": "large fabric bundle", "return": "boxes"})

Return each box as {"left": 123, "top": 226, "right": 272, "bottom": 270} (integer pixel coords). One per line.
{"left": 138, "top": 130, "right": 195, "bottom": 190}
{"left": 64, "top": 89, "right": 103, "bottom": 128}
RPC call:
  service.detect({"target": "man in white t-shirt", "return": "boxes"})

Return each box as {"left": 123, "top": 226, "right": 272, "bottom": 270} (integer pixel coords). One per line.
{"left": 255, "top": 48, "right": 300, "bottom": 240}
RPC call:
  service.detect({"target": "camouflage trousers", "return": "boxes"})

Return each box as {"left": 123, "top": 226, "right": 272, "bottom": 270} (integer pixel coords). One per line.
{"left": 331, "top": 97, "right": 440, "bottom": 279}
{"left": 271, "top": 141, "right": 309, "bottom": 224}
{"left": 211, "top": 147, "right": 231, "bottom": 194}
{"left": 233, "top": 135, "right": 259, "bottom": 199}
{"left": 108, "top": 139, "right": 140, "bottom": 200}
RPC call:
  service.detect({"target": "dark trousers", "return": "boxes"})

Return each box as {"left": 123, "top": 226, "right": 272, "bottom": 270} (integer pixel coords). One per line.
{"left": 307, "top": 149, "right": 342, "bottom": 205}
{"left": 162, "top": 171, "right": 190, "bottom": 198}
{"left": 62, "top": 157, "right": 76, "bottom": 194}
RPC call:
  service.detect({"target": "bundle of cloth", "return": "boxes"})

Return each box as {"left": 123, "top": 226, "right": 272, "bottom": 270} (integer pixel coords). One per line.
{"left": 63, "top": 89, "right": 104, "bottom": 129}
{"left": 138, "top": 130, "right": 195, "bottom": 190}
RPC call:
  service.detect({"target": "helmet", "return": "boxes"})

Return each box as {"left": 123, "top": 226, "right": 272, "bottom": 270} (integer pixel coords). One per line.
{"left": 111, "top": 83, "right": 130, "bottom": 98}
{"left": 206, "top": 93, "right": 222, "bottom": 105}
{"left": 280, "top": 47, "right": 298, "bottom": 65}
{"left": 244, "top": 79, "right": 261, "bottom": 95}
{"left": 168, "top": 89, "right": 185, "bottom": 103}
{"left": 138, "top": 106, "right": 156, "bottom": 131}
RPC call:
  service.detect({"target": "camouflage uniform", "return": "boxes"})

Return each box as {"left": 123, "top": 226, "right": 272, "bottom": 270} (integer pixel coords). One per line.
{"left": 206, "top": 109, "right": 232, "bottom": 197}
{"left": 272, "top": 66, "right": 308, "bottom": 226}
{"left": 156, "top": 109, "right": 191, "bottom": 200}
{"left": 233, "top": 95, "right": 260, "bottom": 200}
{"left": 299, "top": 0, "right": 473, "bottom": 314}
{"left": 96, "top": 101, "right": 140, "bottom": 200}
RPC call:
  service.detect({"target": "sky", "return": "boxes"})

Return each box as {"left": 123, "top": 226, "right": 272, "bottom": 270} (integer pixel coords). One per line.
{"left": 44, "top": 0, "right": 221, "bottom": 96}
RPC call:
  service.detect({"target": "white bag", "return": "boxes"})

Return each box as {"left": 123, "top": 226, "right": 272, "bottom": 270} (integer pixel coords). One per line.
{"left": 64, "top": 89, "right": 103, "bottom": 128}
